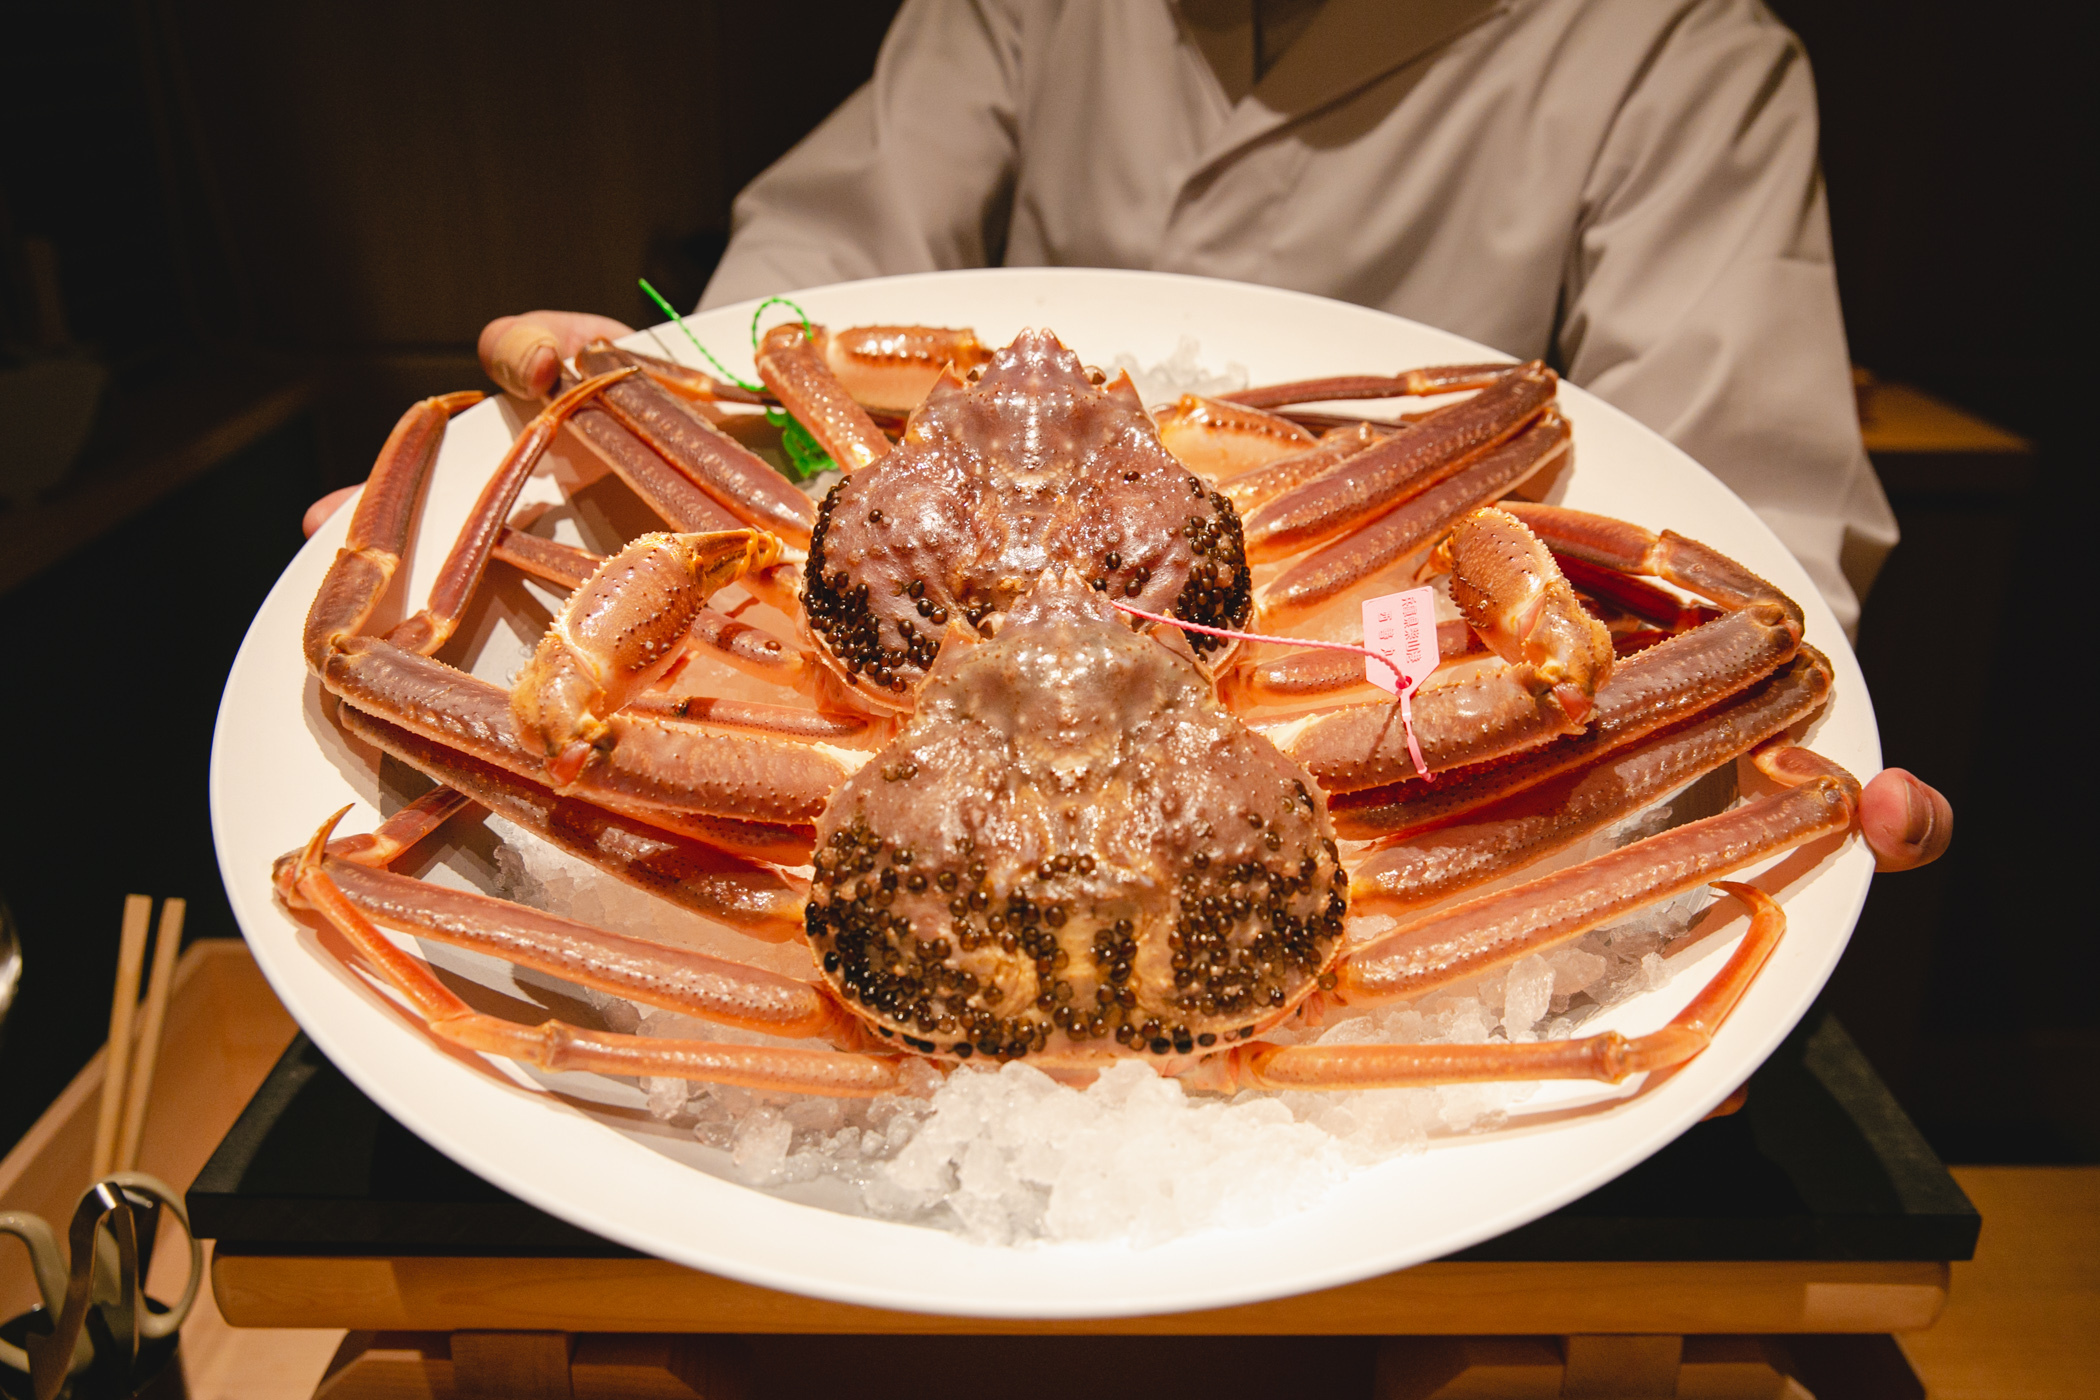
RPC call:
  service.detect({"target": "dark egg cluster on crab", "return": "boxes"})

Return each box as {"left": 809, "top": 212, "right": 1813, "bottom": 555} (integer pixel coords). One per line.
{"left": 801, "top": 329, "right": 1252, "bottom": 695}
{"left": 802, "top": 576, "right": 1346, "bottom": 1062}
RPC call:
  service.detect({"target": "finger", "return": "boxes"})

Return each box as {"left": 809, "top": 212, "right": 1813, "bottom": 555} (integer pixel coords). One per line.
{"left": 479, "top": 316, "right": 561, "bottom": 400}
{"left": 303, "top": 485, "right": 360, "bottom": 539}
{"left": 547, "top": 312, "right": 635, "bottom": 359}
{"left": 1702, "top": 1081, "right": 1750, "bottom": 1120}
{"left": 479, "top": 312, "right": 638, "bottom": 400}
{"left": 1859, "top": 768, "right": 1953, "bottom": 872}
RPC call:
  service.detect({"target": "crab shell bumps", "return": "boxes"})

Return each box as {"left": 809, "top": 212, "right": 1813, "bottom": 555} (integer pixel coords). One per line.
{"left": 807, "top": 573, "right": 1346, "bottom": 1063}
{"left": 801, "top": 329, "right": 1252, "bottom": 701}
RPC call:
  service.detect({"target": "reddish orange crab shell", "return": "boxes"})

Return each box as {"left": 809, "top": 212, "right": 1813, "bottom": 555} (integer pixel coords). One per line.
{"left": 803, "top": 575, "right": 1346, "bottom": 1063}
{"left": 800, "top": 329, "right": 1252, "bottom": 706}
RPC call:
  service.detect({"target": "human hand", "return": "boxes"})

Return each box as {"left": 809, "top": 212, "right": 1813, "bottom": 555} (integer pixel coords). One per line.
{"left": 302, "top": 486, "right": 360, "bottom": 538}
{"left": 1859, "top": 768, "right": 1952, "bottom": 872}
{"left": 477, "top": 310, "right": 636, "bottom": 400}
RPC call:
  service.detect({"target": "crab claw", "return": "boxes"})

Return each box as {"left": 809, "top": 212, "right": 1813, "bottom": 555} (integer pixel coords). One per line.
{"left": 1437, "top": 507, "right": 1614, "bottom": 724}
{"left": 513, "top": 530, "right": 783, "bottom": 782}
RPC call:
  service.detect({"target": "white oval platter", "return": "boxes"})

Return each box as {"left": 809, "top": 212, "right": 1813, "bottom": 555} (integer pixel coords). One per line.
{"left": 210, "top": 267, "right": 1879, "bottom": 1319}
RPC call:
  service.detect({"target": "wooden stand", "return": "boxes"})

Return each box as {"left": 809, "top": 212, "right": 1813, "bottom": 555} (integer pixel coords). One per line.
{"left": 214, "top": 1252, "right": 1947, "bottom": 1337}
{"left": 272, "top": 1265, "right": 1939, "bottom": 1398}
{"left": 188, "top": 1001, "right": 1979, "bottom": 1399}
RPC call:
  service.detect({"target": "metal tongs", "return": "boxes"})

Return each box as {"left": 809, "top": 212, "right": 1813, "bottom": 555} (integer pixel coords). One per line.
{"left": 0, "top": 1172, "right": 201, "bottom": 1400}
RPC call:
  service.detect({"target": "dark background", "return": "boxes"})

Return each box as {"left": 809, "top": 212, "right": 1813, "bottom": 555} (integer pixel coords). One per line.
{"left": 0, "top": 1, "right": 2089, "bottom": 1169}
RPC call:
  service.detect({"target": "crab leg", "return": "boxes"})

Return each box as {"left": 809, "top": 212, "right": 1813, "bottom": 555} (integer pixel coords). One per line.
{"left": 754, "top": 322, "right": 893, "bottom": 471}
{"left": 1215, "top": 422, "right": 1390, "bottom": 515}
{"left": 623, "top": 693, "right": 876, "bottom": 745}
{"left": 687, "top": 606, "right": 819, "bottom": 684}
{"left": 1274, "top": 410, "right": 1414, "bottom": 434}
{"left": 1241, "top": 363, "right": 1556, "bottom": 561}
{"left": 281, "top": 820, "right": 837, "bottom": 1036}
{"left": 824, "top": 324, "right": 993, "bottom": 414}
{"left": 306, "top": 395, "right": 829, "bottom": 887}
{"left": 1291, "top": 510, "right": 1805, "bottom": 800}
{"left": 519, "top": 434, "right": 802, "bottom": 613}
{"left": 1337, "top": 746, "right": 1858, "bottom": 1005}
{"left": 1154, "top": 395, "right": 1316, "bottom": 478}
{"left": 1351, "top": 652, "right": 1832, "bottom": 913}
{"left": 574, "top": 344, "right": 818, "bottom": 544}
{"left": 1504, "top": 502, "right": 1805, "bottom": 630}
{"left": 339, "top": 705, "right": 811, "bottom": 930}
{"left": 382, "top": 370, "right": 638, "bottom": 657}
{"left": 332, "top": 630, "right": 848, "bottom": 836}
{"left": 552, "top": 712, "right": 857, "bottom": 827}
{"left": 1274, "top": 667, "right": 1581, "bottom": 792}
{"left": 1272, "top": 509, "right": 1613, "bottom": 790}
{"left": 1233, "top": 620, "right": 1482, "bottom": 709}
{"left": 510, "top": 531, "right": 860, "bottom": 821}
{"left": 490, "top": 524, "right": 598, "bottom": 589}
{"left": 1259, "top": 411, "right": 1571, "bottom": 627}
{"left": 511, "top": 528, "right": 781, "bottom": 767}
{"left": 1326, "top": 573, "right": 1805, "bottom": 827}
{"left": 1334, "top": 629, "right": 1819, "bottom": 846}
{"left": 310, "top": 856, "right": 849, "bottom": 1037}
{"left": 591, "top": 344, "right": 766, "bottom": 406}
{"left": 1220, "top": 882, "right": 1782, "bottom": 1090}
{"left": 559, "top": 386, "right": 746, "bottom": 534}
{"left": 684, "top": 605, "right": 820, "bottom": 688}
{"left": 319, "top": 545, "right": 847, "bottom": 832}
{"left": 324, "top": 561, "right": 839, "bottom": 867}
{"left": 1556, "top": 554, "right": 1718, "bottom": 635}
{"left": 324, "top": 786, "right": 475, "bottom": 868}
{"left": 284, "top": 816, "right": 905, "bottom": 1095}
{"left": 494, "top": 519, "right": 794, "bottom": 627}
{"left": 1221, "top": 364, "right": 1511, "bottom": 411}
{"left": 1443, "top": 507, "right": 1615, "bottom": 713}
{"left": 304, "top": 390, "right": 485, "bottom": 672}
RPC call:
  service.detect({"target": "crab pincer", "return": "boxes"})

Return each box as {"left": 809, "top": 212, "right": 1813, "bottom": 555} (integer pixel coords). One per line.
{"left": 510, "top": 530, "right": 855, "bottom": 826}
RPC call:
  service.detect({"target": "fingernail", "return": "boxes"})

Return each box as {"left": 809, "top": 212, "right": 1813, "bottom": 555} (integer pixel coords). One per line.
{"left": 1900, "top": 778, "right": 1934, "bottom": 848}
{"left": 529, "top": 345, "right": 558, "bottom": 389}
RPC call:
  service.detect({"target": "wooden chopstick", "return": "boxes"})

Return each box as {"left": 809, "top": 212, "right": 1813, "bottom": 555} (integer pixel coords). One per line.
{"left": 90, "top": 894, "right": 153, "bottom": 1183}
{"left": 115, "top": 897, "right": 186, "bottom": 1173}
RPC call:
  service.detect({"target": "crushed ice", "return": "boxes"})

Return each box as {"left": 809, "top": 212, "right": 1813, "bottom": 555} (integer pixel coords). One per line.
{"left": 1112, "top": 336, "right": 1250, "bottom": 409}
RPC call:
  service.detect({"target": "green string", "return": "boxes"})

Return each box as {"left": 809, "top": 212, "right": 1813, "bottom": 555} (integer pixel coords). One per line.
{"left": 638, "top": 278, "right": 760, "bottom": 390}
{"left": 748, "top": 295, "right": 817, "bottom": 351}
{"left": 773, "top": 414, "right": 835, "bottom": 479}
{"left": 635, "top": 279, "right": 836, "bottom": 480}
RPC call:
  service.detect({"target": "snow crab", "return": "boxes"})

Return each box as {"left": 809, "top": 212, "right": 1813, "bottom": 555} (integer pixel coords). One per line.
{"left": 279, "top": 322, "right": 1859, "bottom": 1102}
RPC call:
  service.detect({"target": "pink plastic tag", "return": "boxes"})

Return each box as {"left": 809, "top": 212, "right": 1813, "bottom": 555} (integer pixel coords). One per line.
{"left": 1362, "top": 586, "right": 1440, "bottom": 779}
{"left": 1362, "top": 587, "right": 1440, "bottom": 696}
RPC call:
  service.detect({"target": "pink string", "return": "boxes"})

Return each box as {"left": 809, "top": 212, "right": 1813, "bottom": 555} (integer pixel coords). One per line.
{"left": 1107, "top": 599, "right": 1432, "bottom": 781}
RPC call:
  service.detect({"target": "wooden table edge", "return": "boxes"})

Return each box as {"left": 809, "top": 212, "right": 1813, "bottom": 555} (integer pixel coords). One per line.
{"left": 210, "top": 1249, "right": 1948, "bottom": 1336}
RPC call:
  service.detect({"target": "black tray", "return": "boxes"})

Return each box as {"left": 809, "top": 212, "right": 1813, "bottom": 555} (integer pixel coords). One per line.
{"left": 188, "top": 1005, "right": 1978, "bottom": 1264}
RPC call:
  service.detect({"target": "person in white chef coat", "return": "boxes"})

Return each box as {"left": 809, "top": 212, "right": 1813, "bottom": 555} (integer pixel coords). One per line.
{"left": 312, "top": 0, "right": 1951, "bottom": 870}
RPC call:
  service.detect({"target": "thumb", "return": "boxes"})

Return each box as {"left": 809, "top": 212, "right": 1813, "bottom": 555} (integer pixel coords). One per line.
{"left": 479, "top": 315, "right": 562, "bottom": 400}
{"left": 1859, "top": 768, "right": 1953, "bottom": 872}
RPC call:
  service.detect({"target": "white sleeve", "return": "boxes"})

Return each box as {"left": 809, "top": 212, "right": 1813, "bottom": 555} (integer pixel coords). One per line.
{"left": 699, "top": 0, "right": 1026, "bottom": 310}
{"left": 1557, "top": 0, "right": 1896, "bottom": 634}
